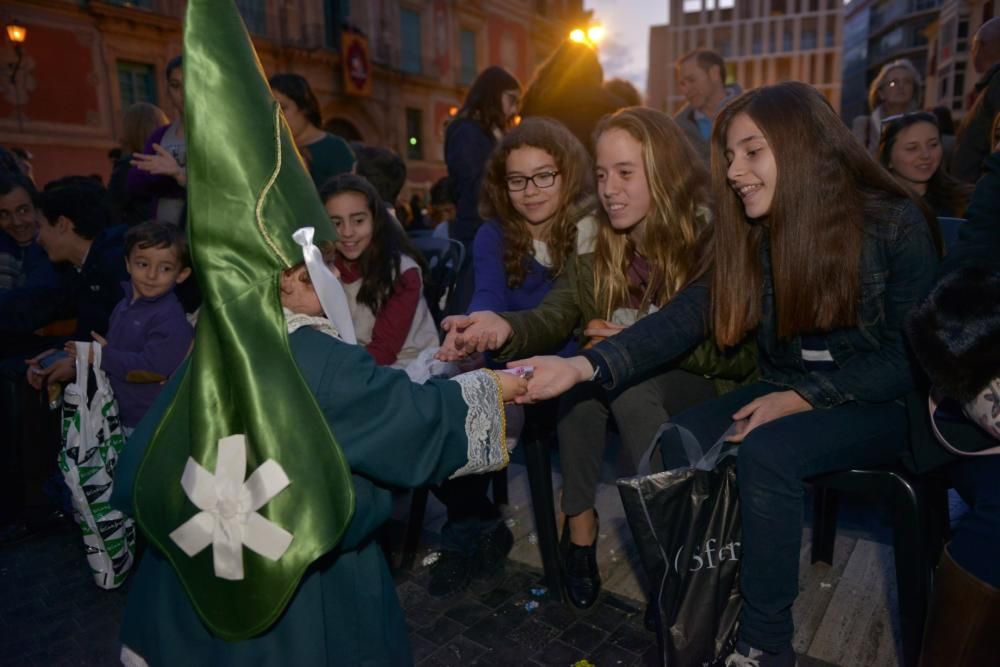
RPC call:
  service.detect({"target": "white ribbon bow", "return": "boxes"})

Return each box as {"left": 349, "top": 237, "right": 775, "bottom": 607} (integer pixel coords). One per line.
{"left": 292, "top": 227, "right": 357, "bottom": 344}
{"left": 169, "top": 434, "right": 293, "bottom": 581}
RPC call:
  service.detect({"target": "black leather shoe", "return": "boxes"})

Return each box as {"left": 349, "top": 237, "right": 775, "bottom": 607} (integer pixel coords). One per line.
{"left": 563, "top": 534, "right": 601, "bottom": 609}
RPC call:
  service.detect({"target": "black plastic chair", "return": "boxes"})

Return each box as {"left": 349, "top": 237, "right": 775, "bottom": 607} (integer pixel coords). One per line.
{"left": 809, "top": 465, "right": 949, "bottom": 667}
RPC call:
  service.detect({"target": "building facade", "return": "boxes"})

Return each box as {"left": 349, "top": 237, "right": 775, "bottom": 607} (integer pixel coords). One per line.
{"left": 923, "top": 0, "right": 994, "bottom": 117}
{"left": 841, "top": 0, "right": 994, "bottom": 125}
{"left": 647, "top": 0, "right": 844, "bottom": 115}
{"left": 840, "top": 0, "right": 943, "bottom": 122}
{"left": 0, "top": 0, "right": 584, "bottom": 191}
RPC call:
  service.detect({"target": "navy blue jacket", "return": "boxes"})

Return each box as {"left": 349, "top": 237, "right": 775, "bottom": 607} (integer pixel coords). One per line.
{"left": 444, "top": 118, "right": 495, "bottom": 248}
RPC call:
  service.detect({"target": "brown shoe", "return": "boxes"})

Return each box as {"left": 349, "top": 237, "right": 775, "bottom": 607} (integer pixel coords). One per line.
{"left": 919, "top": 546, "right": 1000, "bottom": 667}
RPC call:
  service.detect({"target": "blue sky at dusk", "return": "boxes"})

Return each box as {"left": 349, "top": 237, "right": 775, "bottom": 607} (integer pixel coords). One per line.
{"left": 584, "top": 0, "right": 668, "bottom": 94}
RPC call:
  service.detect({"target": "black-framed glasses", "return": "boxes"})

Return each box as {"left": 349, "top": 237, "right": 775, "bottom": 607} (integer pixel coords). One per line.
{"left": 506, "top": 170, "right": 559, "bottom": 192}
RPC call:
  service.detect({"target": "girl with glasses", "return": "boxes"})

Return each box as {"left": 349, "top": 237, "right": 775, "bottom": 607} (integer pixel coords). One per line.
{"left": 426, "top": 116, "right": 599, "bottom": 597}
{"left": 879, "top": 111, "right": 973, "bottom": 218}
{"left": 439, "top": 108, "right": 755, "bottom": 609}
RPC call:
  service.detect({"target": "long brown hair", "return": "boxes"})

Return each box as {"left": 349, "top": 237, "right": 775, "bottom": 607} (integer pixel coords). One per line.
{"left": 710, "top": 82, "right": 925, "bottom": 348}
{"left": 592, "top": 107, "right": 711, "bottom": 318}
{"left": 479, "top": 117, "right": 596, "bottom": 288}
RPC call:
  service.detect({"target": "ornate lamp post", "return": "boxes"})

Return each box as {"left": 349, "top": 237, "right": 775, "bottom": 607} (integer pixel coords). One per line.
{"left": 6, "top": 21, "right": 27, "bottom": 132}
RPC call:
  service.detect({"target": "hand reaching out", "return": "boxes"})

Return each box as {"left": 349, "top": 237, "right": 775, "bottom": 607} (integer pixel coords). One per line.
{"left": 436, "top": 311, "right": 513, "bottom": 361}
{"left": 508, "top": 355, "right": 594, "bottom": 404}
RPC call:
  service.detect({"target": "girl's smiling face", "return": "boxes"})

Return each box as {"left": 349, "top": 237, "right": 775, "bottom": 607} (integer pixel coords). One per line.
{"left": 725, "top": 113, "right": 777, "bottom": 219}
{"left": 594, "top": 127, "right": 651, "bottom": 234}
{"left": 888, "top": 121, "right": 943, "bottom": 189}
{"left": 326, "top": 191, "right": 374, "bottom": 261}
{"left": 505, "top": 145, "right": 563, "bottom": 232}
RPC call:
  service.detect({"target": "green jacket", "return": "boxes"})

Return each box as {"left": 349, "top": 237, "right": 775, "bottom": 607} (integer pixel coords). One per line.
{"left": 496, "top": 251, "right": 757, "bottom": 393}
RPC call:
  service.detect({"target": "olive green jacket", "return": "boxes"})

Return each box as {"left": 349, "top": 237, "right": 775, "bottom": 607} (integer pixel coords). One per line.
{"left": 495, "top": 251, "right": 757, "bottom": 393}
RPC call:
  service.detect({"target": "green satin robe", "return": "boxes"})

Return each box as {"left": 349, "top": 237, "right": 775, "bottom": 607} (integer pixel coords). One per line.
{"left": 112, "top": 326, "right": 492, "bottom": 666}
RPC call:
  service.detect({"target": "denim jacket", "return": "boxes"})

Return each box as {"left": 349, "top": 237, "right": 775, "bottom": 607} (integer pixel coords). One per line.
{"left": 583, "top": 195, "right": 939, "bottom": 408}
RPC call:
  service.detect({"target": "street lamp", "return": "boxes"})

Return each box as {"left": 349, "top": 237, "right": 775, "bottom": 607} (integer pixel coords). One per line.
{"left": 6, "top": 21, "right": 26, "bottom": 132}
{"left": 568, "top": 23, "right": 605, "bottom": 47}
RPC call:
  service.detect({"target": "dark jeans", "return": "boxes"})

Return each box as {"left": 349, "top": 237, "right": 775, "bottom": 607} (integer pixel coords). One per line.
{"left": 660, "top": 382, "right": 908, "bottom": 653}
{"left": 949, "top": 454, "right": 1000, "bottom": 587}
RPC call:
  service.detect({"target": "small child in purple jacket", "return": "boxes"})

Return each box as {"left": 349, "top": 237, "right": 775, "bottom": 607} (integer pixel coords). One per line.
{"left": 67, "top": 220, "right": 193, "bottom": 430}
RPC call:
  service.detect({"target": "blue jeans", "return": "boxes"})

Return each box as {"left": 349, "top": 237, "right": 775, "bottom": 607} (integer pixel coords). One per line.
{"left": 949, "top": 454, "right": 1000, "bottom": 587}
{"left": 661, "top": 382, "right": 908, "bottom": 653}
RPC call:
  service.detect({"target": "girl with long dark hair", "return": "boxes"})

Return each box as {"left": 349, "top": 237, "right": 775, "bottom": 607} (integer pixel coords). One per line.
{"left": 445, "top": 66, "right": 521, "bottom": 252}
{"left": 320, "top": 174, "right": 437, "bottom": 368}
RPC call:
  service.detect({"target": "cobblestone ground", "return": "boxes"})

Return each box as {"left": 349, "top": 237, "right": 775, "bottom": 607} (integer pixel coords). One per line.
{"left": 2, "top": 520, "right": 842, "bottom": 666}
{"left": 1, "top": 521, "right": 662, "bottom": 667}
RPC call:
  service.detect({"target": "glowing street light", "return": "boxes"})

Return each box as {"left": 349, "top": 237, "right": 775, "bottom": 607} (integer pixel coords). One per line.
{"left": 569, "top": 23, "right": 605, "bottom": 47}
{"left": 6, "top": 22, "right": 26, "bottom": 45}
{"left": 6, "top": 21, "right": 27, "bottom": 133}
{"left": 587, "top": 25, "right": 606, "bottom": 44}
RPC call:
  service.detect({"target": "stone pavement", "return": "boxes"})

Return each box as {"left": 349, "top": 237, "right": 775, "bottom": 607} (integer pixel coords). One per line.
{"left": 1, "top": 516, "right": 843, "bottom": 667}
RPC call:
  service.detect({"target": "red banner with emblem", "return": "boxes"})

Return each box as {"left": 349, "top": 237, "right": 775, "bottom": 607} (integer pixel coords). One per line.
{"left": 342, "top": 33, "right": 372, "bottom": 97}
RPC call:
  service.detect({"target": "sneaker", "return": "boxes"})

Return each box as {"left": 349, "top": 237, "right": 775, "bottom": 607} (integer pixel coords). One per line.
{"left": 428, "top": 549, "right": 471, "bottom": 597}
{"left": 724, "top": 641, "right": 797, "bottom": 667}
{"left": 472, "top": 521, "right": 514, "bottom": 582}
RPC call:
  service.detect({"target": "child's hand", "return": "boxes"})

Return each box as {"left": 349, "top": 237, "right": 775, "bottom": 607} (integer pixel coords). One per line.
{"left": 64, "top": 341, "right": 91, "bottom": 363}
{"left": 91, "top": 331, "right": 108, "bottom": 347}
{"left": 495, "top": 370, "right": 527, "bottom": 403}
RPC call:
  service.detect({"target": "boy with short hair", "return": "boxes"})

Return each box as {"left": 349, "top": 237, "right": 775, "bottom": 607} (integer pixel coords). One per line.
{"left": 68, "top": 220, "right": 194, "bottom": 430}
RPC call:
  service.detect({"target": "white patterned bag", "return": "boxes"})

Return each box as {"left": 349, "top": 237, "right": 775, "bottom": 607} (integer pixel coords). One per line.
{"left": 58, "top": 341, "right": 136, "bottom": 589}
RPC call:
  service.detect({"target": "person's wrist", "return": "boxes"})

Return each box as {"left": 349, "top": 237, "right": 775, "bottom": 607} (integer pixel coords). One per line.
{"left": 568, "top": 356, "right": 595, "bottom": 384}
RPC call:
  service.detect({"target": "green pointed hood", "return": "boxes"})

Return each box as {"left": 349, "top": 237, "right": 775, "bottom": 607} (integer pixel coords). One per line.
{"left": 131, "top": 0, "right": 354, "bottom": 640}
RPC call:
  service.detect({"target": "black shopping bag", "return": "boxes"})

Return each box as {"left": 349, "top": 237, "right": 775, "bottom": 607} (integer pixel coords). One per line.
{"left": 617, "top": 424, "right": 742, "bottom": 667}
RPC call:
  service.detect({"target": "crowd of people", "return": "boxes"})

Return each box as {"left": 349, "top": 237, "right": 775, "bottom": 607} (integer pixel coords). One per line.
{"left": 1, "top": 4, "right": 998, "bottom": 665}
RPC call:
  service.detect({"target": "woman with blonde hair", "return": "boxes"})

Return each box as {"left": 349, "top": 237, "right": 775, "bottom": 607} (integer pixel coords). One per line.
{"left": 440, "top": 107, "right": 754, "bottom": 608}
{"left": 109, "top": 102, "right": 170, "bottom": 226}
{"left": 853, "top": 58, "right": 923, "bottom": 154}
